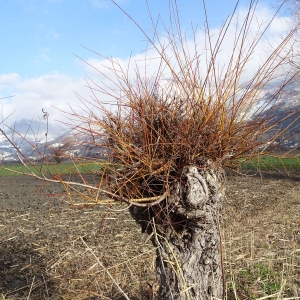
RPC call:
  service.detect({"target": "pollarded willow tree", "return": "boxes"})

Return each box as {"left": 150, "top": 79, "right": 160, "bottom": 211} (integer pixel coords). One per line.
{"left": 2, "top": 0, "right": 300, "bottom": 299}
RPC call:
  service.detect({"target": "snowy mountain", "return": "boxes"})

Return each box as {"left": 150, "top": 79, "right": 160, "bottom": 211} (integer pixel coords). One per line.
{"left": 0, "top": 119, "right": 66, "bottom": 162}
{"left": 0, "top": 119, "right": 107, "bottom": 163}
{"left": 1, "top": 77, "right": 300, "bottom": 162}
{"left": 5, "top": 118, "right": 64, "bottom": 143}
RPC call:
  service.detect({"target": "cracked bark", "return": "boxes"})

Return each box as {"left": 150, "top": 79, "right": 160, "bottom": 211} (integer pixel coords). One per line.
{"left": 130, "top": 165, "right": 225, "bottom": 300}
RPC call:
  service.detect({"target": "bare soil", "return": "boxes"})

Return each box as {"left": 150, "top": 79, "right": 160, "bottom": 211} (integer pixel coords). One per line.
{"left": 0, "top": 173, "right": 299, "bottom": 299}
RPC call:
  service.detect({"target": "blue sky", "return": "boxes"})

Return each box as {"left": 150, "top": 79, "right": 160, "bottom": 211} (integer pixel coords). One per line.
{"left": 1, "top": 0, "right": 270, "bottom": 78}
{"left": 0, "top": 0, "right": 293, "bottom": 124}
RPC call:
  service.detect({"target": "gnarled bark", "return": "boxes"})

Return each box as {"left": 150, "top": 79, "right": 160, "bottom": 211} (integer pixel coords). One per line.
{"left": 130, "top": 165, "right": 225, "bottom": 300}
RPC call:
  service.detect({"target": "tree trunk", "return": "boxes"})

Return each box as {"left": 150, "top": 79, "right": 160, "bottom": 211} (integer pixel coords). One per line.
{"left": 129, "top": 164, "right": 225, "bottom": 300}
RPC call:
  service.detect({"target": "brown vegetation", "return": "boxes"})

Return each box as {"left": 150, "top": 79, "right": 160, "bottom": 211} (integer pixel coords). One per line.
{"left": 0, "top": 174, "right": 299, "bottom": 299}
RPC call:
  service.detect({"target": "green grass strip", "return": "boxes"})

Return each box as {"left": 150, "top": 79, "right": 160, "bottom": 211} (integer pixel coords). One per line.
{"left": 0, "top": 161, "right": 103, "bottom": 176}
{"left": 240, "top": 156, "right": 300, "bottom": 171}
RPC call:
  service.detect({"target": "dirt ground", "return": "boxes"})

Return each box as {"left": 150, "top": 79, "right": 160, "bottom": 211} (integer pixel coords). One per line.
{"left": 0, "top": 172, "right": 299, "bottom": 299}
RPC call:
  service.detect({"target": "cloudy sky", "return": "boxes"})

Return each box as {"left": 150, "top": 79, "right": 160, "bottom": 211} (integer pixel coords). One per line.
{"left": 0, "top": 0, "right": 294, "bottom": 127}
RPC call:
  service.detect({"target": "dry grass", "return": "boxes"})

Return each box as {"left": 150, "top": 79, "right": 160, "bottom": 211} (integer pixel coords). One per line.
{"left": 223, "top": 175, "right": 300, "bottom": 299}
{"left": 0, "top": 174, "right": 299, "bottom": 300}
{"left": 0, "top": 202, "right": 156, "bottom": 300}
{"left": 44, "top": 212, "right": 157, "bottom": 300}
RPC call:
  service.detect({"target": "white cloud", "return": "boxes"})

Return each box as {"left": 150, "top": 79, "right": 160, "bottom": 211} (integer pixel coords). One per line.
{"left": 0, "top": 72, "right": 91, "bottom": 127}
{"left": 82, "top": 4, "right": 295, "bottom": 98}
{"left": 0, "top": 3, "right": 296, "bottom": 129}
{"left": 0, "top": 73, "right": 21, "bottom": 86}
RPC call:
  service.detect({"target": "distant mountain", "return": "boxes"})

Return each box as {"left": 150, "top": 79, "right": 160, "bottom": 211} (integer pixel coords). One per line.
{"left": 6, "top": 118, "right": 65, "bottom": 144}
{"left": 254, "top": 77, "right": 300, "bottom": 151}
{"left": 1, "top": 77, "right": 300, "bottom": 162}
{"left": 0, "top": 118, "right": 106, "bottom": 163}
{"left": 0, "top": 119, "right": 66, "bottom": 162}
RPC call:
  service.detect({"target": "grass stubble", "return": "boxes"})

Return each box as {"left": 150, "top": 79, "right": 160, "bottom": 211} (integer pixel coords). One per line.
{"left": 0, "top": 173, "right": 299, "bottom": 300}
{"left": 1, "top": 0, "right": 300, "bottom": 296}
{"left": 223, "top": 174, "right": 300, "bottom": 299}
